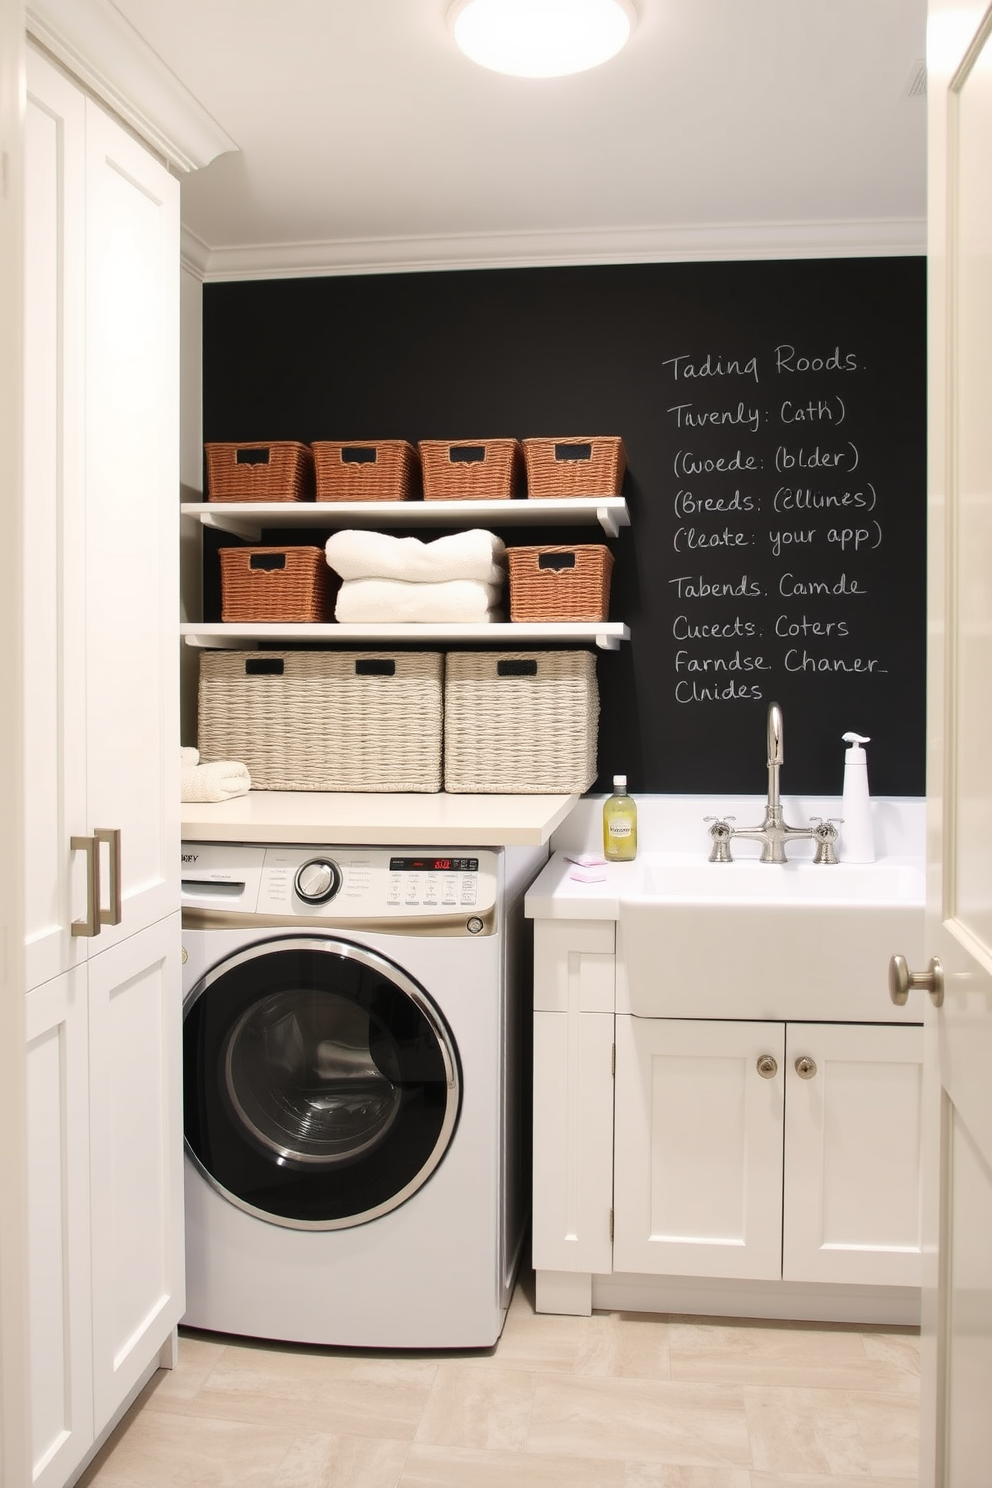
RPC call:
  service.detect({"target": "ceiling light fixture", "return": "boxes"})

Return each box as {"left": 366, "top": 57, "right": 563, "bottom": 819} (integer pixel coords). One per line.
{"left": 448, "top": 0, "right": 636, "bottom": 79}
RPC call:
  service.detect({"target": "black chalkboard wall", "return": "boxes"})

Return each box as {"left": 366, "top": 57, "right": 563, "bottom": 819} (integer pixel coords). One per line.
{"left": 202, "top": 256, "right": 926, "bottom": 798}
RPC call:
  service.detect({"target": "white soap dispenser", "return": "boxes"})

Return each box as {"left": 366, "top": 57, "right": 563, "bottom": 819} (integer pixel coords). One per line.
{"left": 840, "top": 731, "right": 875, "bottom": 863}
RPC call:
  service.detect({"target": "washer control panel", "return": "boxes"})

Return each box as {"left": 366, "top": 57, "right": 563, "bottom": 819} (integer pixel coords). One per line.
{"left": 181, "top": 843, "right": 499, "bottom": 921}
{"left": 387, "top": 855, "right": 480, "bottom": 910}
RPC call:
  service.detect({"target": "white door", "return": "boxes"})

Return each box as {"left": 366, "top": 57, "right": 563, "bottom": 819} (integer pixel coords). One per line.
{"left": 613, "top": 1017, "right": 785, "bottom": 1281}
{"left": 920, "top": 3, "right": 992, "bottom": 1481}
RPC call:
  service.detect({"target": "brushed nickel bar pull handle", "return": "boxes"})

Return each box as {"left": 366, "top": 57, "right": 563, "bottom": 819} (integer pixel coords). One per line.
{"left": 70, "top": 835, "right": 101, "bottom": 938}
{"left": 95, "top": 828, "right": 122, "bottom": 926}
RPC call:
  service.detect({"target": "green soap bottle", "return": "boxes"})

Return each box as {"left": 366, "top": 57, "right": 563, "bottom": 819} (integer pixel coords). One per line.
{"left": 603, "top": 774, "right": 637, "bottom": 862}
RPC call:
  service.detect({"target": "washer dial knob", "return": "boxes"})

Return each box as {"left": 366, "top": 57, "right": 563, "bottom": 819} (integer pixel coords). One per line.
{"left": 294, "top": 858, "right": 341, "bottom": 905}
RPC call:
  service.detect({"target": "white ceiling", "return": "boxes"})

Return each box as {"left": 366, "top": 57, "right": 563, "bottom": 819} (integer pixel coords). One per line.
{"left": 96, "top": 0, "right": 929, "bottom": 277}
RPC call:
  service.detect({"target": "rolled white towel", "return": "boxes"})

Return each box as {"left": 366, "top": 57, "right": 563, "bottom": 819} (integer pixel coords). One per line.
{"left": 335, "top": 576, "right": 502, "bottom": 623}
{"left": 325, "top": 528, "right": 506, "bottom": 584}
{"left": 182, "top": 746, "right": 251, "bottom": 802}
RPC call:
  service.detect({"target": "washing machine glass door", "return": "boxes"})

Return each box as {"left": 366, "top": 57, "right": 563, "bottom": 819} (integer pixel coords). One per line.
{"left": 183, "top": 936, "right": 460, "bottom": 1230}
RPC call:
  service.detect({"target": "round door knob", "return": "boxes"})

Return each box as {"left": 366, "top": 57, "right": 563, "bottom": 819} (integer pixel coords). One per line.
{"left": 756, "top": 1054, "right": 778, "bottom": 1079}
{"left": 294, "top": 858, "right": 341, "bottom": 905}
{"left": 889, "top": 953, "right": 944, "bottom": 1008}
{"left": 795, "top": 1056, "right": 817, "bottom": 1079}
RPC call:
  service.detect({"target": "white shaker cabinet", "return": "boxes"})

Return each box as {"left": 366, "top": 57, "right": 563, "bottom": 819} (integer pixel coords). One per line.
{"left": 24, "top": 48, "right": 179, "bottom": 991}
{"left": 613, "top": 1016, "right": 923, "bottom": 1290}
{"left": 24, "top": 47, "right": 183, "bottom": 1488}
{"left": 531, "top": 915, "right": 924, "bottom": 1322}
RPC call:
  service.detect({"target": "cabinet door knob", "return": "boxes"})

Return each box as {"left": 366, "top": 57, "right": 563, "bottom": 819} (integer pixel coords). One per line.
{"left": 795, "top": 1056, "right": 817, "bottom": 1080}
{"left": 756, "top": 1054, "right": 778, "bottom": 1079}
{"left": 889, "top": 953, "right": 944, "bottom": 1008}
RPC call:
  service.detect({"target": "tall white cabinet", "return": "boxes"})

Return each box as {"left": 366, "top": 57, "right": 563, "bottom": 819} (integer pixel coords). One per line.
{"left": 24, "top": 47, "right": 183, "bottom": 1488}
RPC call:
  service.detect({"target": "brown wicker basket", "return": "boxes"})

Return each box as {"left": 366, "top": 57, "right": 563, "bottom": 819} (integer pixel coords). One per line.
{"left": 444, "top": 650, "right": 599, "bottom": 794}
{"left": 522, "top": 436, "right": 627, "bottom": 498}
{"left": 507, "top": 545, "right": 614, "bottom": 622}
{"left": 418, "top": 438, "right": 523, "bottom": 501}
{"left": 312, "top": 440, "right": 419, "bottom": 502}
{"left": 197, "top": 649, "right": 443, "bottom": 792}
{"left": 204, "top": 441, "right": 314, "bottom": 503}
{"left": 219, "top": 546, "right": 336, "bottom": 622}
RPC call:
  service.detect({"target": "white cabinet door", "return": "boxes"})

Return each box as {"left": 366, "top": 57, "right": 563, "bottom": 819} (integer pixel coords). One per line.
{"left": 84, "top": 102, "right": 180, "bottom": 946}
{"left": 783, "top": 1022, "right": 924, "bottom": 1288}
{"left": 23, "top": 51, "right": 89, "bottom": 992}
{"left": 25, "top": 970, "right": 93, "bottom": 1488}
{"left": 24, "top": 51, "right": 181, "bottom": 974}
{"left": 88, "top": 913, "right": 184, "bottom": 1429}
{"left": 613, "top": 1017, "right": 785, "bottom": 1280}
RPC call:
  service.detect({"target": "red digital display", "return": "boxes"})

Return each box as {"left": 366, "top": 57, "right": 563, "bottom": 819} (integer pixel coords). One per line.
{"left": 389, "top": 856, "right": 478, "bottom": 873}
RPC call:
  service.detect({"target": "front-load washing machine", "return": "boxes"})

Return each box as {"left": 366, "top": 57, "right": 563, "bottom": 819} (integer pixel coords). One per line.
{"left": 180, "top": 839, "right": 545, "bottom": 1349}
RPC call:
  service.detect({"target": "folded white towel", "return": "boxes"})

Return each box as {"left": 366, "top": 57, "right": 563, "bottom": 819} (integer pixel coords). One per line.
{"left": 181, "top": 746, "right": 251, "bottom": 802}
{"left": 335, "top": 577, "right": 502, "bottom": 623}
{"left": 325, "top": 528, "right": 506, "bottom": 584}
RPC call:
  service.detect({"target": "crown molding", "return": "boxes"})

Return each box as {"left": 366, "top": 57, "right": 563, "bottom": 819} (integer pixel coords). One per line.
{"left": 181, "top": 225, "right": 212, "bottom": 281}
{"left": 197, "top": 215, "right": 927, "bottom": 282}
{"left": 26, "top": 0, "right": 237, "bottom": 173}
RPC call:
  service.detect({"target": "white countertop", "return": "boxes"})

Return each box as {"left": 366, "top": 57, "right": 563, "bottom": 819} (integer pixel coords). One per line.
{"left": 524, "top": 852, "right": 635, "bottom": 919}
{"left": 180, "top": 790, "right": 579, "bottom": 847}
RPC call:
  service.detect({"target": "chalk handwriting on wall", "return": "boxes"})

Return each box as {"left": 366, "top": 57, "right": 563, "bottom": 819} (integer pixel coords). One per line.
{"left": 661, "top": 343, "right": 892, "bottom": 709}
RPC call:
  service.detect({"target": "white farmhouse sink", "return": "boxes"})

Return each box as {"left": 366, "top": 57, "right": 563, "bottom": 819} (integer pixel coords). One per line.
{"left": 636, "top": 855, "right": 924, "bottom": 908}
{"left": 617, "top": 853, "right": 926, "bottom": 1022}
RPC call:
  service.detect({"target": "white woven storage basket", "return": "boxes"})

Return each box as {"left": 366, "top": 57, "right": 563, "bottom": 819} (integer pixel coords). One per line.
{"left": 197, "top": 649, "right": 443, "bottom": 792}
{"left": 443, "top": 650, "right": 599, "bottom": 794}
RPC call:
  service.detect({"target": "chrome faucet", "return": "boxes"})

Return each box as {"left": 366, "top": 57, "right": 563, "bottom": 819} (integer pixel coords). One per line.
{"left": 706, "top": 702, "right": 839, "bottom": 864}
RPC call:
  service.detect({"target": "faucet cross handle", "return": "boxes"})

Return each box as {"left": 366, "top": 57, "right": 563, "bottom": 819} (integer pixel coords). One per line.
{"left": 809, "top": 816, "right": 842, "bottom": 865}
{"left": 704, "top": 816, "right": 735, "bottom": 863}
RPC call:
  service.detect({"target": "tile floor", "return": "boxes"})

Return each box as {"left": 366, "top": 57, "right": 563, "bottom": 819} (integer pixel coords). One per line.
{"left": 77, "top": 1271, "right": 921, "bottom": 1488}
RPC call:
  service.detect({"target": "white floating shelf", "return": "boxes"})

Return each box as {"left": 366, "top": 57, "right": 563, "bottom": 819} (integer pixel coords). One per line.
{"left": 180, "top": 621, "right": 631, "bottom": 651}
{"left": 181, "top": 497, "right": 630, "bottom": 540}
